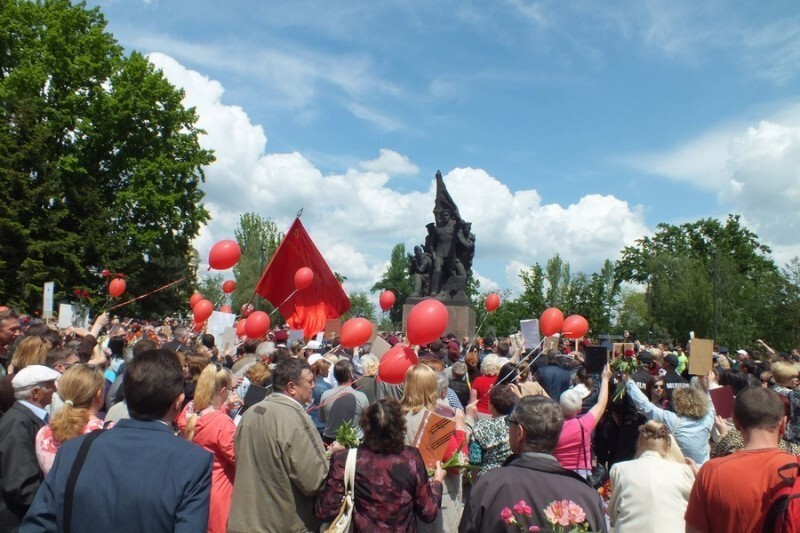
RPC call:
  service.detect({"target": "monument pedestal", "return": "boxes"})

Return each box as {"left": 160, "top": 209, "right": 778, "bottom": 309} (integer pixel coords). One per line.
{"left": 402, "top": 298, "right": 475, "bottom": 341}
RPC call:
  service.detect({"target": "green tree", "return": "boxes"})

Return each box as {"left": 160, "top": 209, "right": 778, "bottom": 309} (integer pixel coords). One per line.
{"left": 544, "top": 254, "right": 571, "bottom": 308}
{"left": 0, "top": 0, "right": 212, "bottom": 315}
{"left": 371, "top": 243, "right": 411, "bottom": 326}
{"left": 197, "top": 274, "right": 226, "bottom": 309}
{"left": 342, "top": 291, "right": 376, "bottom": 321}
{"left": 616, "top": 215, "right": 786, "bottom": 347}
{"left": 232, "top": 213, "right": 283, "bottom": 314}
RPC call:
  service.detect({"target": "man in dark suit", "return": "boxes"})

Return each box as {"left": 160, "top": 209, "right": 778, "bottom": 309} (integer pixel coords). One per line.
{"left": 0, "top": 365, "right": 60, "bottom": 531}
{"left": 161, "top": 327, "right": 191, "bottom": 354}
{"left": 21, "top": 349, "right": 212, "bottom": 533}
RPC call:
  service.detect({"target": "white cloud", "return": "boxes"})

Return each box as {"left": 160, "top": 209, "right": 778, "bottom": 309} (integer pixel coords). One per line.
{"left": 149, "top": 53, "right": 649, "bottom": 295}
{"left": 360, "top": 149, "right": 419, "bottom": 176}
{"left": 621, "top": 102, "right": 800, "bottom": 250}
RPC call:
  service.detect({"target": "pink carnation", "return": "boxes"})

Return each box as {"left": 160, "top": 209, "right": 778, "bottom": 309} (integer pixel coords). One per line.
{"left": 528, "top": 527, "right": 541, "bottom": 532}
{"left": 513, "top": 500, "right": 533, "bottom": 516}
{"left": 544, "top": 500, "right": 586, "bottom": 527}
{"left": 500, "top": 507, "right": 517, "bottom": 525}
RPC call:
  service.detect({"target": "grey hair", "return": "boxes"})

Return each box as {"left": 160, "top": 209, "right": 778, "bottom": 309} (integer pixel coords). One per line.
{"left": 512, "top": 395, "right": 564, "bottom": 453}
{"left": 559, "top": 389, "right": 583, "bottom": 419}
{"left": 481, "top": 354, "right": 501, "bottom": 376}
{"left": 435, "top": 371, "right": 449, "bottom": 396}
{"left": 361, "top": 354, "right": 379, "bottom": 376}
{"left": 255, "top": 341, "right": 275, "bottom": 358}
{"left": 13, "top": 387, "right": 35, "bottom": 402}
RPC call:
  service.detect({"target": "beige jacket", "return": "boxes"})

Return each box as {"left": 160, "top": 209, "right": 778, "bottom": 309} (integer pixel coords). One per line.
{"left": 228, "top": 393, "right": 328, "bottom": 533}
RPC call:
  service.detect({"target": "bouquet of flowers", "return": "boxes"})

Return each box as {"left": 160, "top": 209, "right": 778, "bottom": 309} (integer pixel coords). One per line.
{"left": 500, "top": 499, "right": 594, "bottom": 532}
{"left": 334, "top": 420, "right": 360, "bottom": 449}
{"left": 610, "top": 352, "right": 640, "bottom": 402}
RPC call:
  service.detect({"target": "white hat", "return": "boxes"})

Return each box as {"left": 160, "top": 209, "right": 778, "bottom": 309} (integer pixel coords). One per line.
{"left": 11, "top": 365, "right": 61, "bottom": 390}
{"left": 736, "top": 349, "right": 748, "bottom": 357}
{"left": 307, "top": 354, "right": 323, "bottom": 366}
{"left": 303, "top": 340, "right": 322, "bottom": 351}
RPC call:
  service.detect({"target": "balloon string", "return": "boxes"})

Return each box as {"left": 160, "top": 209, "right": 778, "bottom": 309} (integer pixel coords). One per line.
{"left": 464, "top": 311, "right": 491, "bottom": 357}
{"left": 105, "top": 276, "right": 190, "bottom": 312}
{"left": 491, "top": 335, "right": 549, "bottom": 391}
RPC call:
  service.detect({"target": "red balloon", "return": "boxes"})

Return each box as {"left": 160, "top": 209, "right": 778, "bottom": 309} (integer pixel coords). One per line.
{"left": 294, "top": 267, "right": 314, "bottom": 290}
{"left": 562, "top": 314, "right": 589, "bottom": 339}
{"left": 222, "top": 280, "right": 236, "bottom": 294}
{"left": 108, "top": 278, "right": 126, "bottom": 298}
{"left": 540, "top": 307, "right": 564, "bottom": 337}
{"left": 340, "top": 317, "right": 374, "bottom": 348}
{"left": 192, "top": 321, "right": 206, "bottom": 333}
{"left": 193, "top": 299, "right": 213, "bottom": 323}
{"left": 208, "top": 240, "right": 241, "bottom": 270}
{"left": 219, "top": 305, "right": 232, "bottom": 313}
{"left": 189, "top": 293, "right": 204, "bottom": 309}
{"left": 235, "top": 319, "right": 247, "bottom": 337}
{"left": 485, "top": 293, "right": 500, "bottom": 312}
{"left": 245, "top": 311, "right": 271, "bottom": 339}
{"left": 377, "top": 344, "right": 418, "bottom": 385}
{"left": 406, "top": 298, "right": 449, "bottom": 346}
{"left": 379, "top": 290, "right": 396, "bottom": 311}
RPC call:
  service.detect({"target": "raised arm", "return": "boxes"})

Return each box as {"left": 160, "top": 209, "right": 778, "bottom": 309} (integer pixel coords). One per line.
{"left": 587, "top": 364, "right": 612, "bottom": 422}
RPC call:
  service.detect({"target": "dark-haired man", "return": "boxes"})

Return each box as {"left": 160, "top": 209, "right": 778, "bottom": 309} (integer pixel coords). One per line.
{"left": 319, "top": 360, "right": 369, "bottom": 444}
{"left": 229, "top": 357, "right": 328, "bottom": 533}
{"left": 685, "top": 386, "right": 794, "bottom": 533}
{"left": 459, "top": 395, "right": 607, "bottom": 532}
{"left": 22, "top": 350, "right": 212, "bottom": 533}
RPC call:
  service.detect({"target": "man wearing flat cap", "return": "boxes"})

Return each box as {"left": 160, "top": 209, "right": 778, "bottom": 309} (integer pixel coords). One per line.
{"left": 0, "top": 365, "right": 60, "bottom": 530}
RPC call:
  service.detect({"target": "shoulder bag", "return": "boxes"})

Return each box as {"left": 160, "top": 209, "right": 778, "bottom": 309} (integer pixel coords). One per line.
{"left": 323, "top": 447, "right": 357, "bottom": 533}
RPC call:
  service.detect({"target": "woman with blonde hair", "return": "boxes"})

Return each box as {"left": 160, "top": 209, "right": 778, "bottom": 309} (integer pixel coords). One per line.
{"left": 401, "top": 364, "right": 470, "bottom": 532}
{"left": 177, "top": 363, "right": 238, "bottom": 533}
{"left": 624, "top": 376, "right": 715, "bottom": 465}
{"left": 35, "top": 364, "right": 105, "bottom": 475}
{"left": 608, "top": 421, "right": 696, "bottom": 532}
{"left": 10, "top": 336, "right": 53, "bottom": 373}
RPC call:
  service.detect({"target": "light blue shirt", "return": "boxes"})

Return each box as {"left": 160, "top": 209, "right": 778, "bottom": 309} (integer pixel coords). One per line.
{"left": 625, "top": 379, "right": 715, "bottom": 465}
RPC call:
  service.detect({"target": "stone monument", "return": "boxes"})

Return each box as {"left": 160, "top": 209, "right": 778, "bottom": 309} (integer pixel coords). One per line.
{"left": 402, "top": 171, "right": 476, "bottom": 339}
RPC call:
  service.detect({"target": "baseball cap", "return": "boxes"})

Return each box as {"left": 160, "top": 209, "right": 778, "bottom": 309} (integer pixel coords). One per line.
{"left": 663, "top": 353, "right": 680, "bottom": 368}
{"left": 303, "top": 340, "right": 322, "bottom": 351}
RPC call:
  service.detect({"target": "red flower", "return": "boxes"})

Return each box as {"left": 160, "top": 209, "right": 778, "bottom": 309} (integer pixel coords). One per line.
{"left": 500, "top": 507, "right": 517, "bottom": 525}
{"left": 101, "top": 269, "right": 111, "bottom": 277}
{"left": 513, "top": 500, "right": 533, "bottom": 516}
{"left": 116, "top": 273, "right": 125, "bottom": 279}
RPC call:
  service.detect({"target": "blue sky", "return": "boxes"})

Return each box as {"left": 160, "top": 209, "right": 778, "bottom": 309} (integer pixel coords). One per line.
{"left": 87, "top": 0, "right": 800, "bottom": 295}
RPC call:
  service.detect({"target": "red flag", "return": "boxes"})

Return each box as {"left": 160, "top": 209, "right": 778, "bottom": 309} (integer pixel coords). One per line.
{"left": 255, "top": 218, "right": 350, "bottom": 338}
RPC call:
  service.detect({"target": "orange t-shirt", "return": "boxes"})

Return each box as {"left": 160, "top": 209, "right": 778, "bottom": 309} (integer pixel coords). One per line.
{"left": 685, "top": 448, "right": 796, "bottom": 533}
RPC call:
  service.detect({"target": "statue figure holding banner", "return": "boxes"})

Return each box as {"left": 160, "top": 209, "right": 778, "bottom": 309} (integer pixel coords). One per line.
{"left": 415, "top": 171, "right": 474, "bottom": 302}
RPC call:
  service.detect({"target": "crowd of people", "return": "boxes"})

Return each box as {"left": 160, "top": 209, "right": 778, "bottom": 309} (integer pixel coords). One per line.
{"left": 1, "top": 305, "right": 799, "bottom": 532}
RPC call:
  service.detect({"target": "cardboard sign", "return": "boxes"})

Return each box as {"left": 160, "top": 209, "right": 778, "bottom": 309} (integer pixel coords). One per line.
{"left": 43, "top": 282, "right": 54, "bottom": 318}
{"left": 370, "top": 335, "right": 391, "bottom": 360}
{"left": 709, "top": 386, "right": 735, "bottom": 419}
{"left": 520, "top": 319, "right": 540, "bottom": 349}
{"left": 413, "top": 410, "right": 457, "bottom": 470}
{"left": 221, "top": 326, "right": 237, "bottom": 355}
{"left": 584, "top": 346, "right": 609, "bottom": 374}
{"left": 324, "top": 318, "right": 342, "bottom": 340}
{"left": 58, "top": 303, "right": 74, "bottom": 329}
{"left": 689, "top": 338, "right": 714, "bottom": 376}
{"left": 206, "top": 311, "right": 237, "bottom": 347}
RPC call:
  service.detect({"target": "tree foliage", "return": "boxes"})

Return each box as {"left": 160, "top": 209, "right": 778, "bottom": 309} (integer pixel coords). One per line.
{"left": 231, "top": 213, "right": 283, "bottom": 314}
{"left": 0, "top": 0, "right": 212, "bottom": 315}
{"left": 371, "top": 243, "right": 411, "bottom": 326}
{"left": 342, "top": 291, "right": 376, "bottom": 322}
{"left": 615, "top": 215, "right": 798, "bottom": 348}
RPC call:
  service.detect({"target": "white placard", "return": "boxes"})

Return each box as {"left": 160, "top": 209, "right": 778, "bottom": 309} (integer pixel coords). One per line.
{"left": 58, "top": 303, "right": 74, "bottom": 329}
{"left": 221, "top": 326, "right": 237, "bottom": 354}
{"left": 206, "top": 311, "right": 236, "bottom": 346}
{"left": 43, "top": 282, "right": 55, "bottom": 318}
{"left": 520, "top": 319, "right": 540, "bottom": 348}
